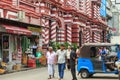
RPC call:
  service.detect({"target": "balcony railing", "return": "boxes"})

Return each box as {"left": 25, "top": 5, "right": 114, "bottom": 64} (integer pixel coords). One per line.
{"left": 19, "top": 0, "right": 36, "bottom": 12}
{"left": 1, "top": 0, "right": 12, "bottom": 5}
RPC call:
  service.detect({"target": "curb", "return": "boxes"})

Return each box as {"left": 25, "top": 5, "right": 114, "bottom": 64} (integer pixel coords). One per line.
{"left": 4, "top": 68, "right": 33, "bottom": 74}
{"left": 2, "top": 65, "right": 47, "bottom": 75}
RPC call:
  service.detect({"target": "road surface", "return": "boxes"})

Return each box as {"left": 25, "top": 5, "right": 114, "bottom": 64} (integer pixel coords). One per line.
{"left": 0, "top": 66, "right": 119, "bottom": 80}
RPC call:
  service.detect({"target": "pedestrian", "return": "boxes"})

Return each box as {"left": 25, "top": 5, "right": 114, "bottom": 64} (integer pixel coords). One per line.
{"left": 99, "top": 47, "right": 107, "bottom": 60}
{"left": 76, "top": 46, "right": 80, "bottom": 58}
{"left": 66, "top": 46, "right": 71, "bottom": 70}
{"left": 46, "top": 47, "right": 56, "bottom": 79}
{"left": 70, "top": 47, "right": 77, "bottom": 80}
{"left": 56, "top": 44, "right": 67, "bottom": 80}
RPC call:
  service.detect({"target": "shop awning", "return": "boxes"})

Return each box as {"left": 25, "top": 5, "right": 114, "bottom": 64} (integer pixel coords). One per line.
{"left": 2, "top": 25, "right": 32, "bottom": 35}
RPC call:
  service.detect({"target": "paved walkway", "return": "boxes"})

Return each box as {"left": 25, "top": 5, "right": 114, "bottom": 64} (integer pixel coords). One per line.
{"left": 0, "top": 66, "right": 119, "bottom": 80}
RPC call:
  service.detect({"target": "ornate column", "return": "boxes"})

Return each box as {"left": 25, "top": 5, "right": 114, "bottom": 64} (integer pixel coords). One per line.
{"left": 91, "top": 25, "right": 101, "bottom": 43}
{"left": 44, "top": 20, "right": 50, "bottom": 45}
{"left": 83, "top": 28, "right": 91, "bottom": 43}
{"left": 50, "top": 21, "right": 58, "bottom": 42}
{"left": 86, "top": 0, "right": 92, "bottom": 18}
{"left": 41, "top": 19, "right": 46, "bottom": 45}
{"left": 72, "top": 17, "right": 80, "bottom": 46}
{"left": 66, "top": 24, "right": 72, "bottom": 45}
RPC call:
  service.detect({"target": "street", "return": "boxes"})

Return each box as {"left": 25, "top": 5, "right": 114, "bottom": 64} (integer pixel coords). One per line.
{"left": 0, "top": 66, "right": 119, "bottom": 80}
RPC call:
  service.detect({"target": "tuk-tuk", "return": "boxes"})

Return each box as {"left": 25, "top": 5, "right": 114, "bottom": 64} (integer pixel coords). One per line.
{"left": 77, "top": 43, "right": 120, "bottom": 78}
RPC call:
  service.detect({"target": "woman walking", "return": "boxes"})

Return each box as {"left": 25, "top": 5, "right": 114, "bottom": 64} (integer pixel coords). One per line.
{"left": 66, "top": 46, "right": 71, "bottom": 70}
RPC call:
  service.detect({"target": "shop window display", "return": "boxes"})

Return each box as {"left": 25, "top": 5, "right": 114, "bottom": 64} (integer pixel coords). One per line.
{"left": 0, "top": 34, "right": 2, "bottom": 58}
{"left": 12, "top": 36, "right": 22, "bottom": 63}
{"left": 22, "top": 35, "right": 46, "bottom": 67}
{"left": 3, "top": 36, "right": 9, "bottom": 49}
{"left": 2, "top": 35, "right": 9, "bottom": 63}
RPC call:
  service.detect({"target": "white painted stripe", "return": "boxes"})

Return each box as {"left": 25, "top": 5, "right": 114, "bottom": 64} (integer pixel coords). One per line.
{"left": 6, "top": 11, "right": 17, "bottom": 19}
{"left": 0, "top": 9, "right": 3, "bottom": 18}
{"left": 57, "top": 38, "right": 65, "bottom": 40}
{"left": 51, "top": 30, "right": 56, "bottom": 34}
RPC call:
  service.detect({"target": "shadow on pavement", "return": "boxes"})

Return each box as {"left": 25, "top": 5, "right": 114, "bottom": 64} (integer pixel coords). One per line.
{"left": 88, "top": 76, "right": 118, "bottom": 80}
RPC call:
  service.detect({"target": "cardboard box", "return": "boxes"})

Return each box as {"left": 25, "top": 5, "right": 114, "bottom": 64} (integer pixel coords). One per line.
{"left": 13, "top": 64, "right": 21, "bottom": 70}
{"left": 40, "top": 56, "right": 47, "bottom": 66}
{"left": 22, "top": 55, "right": 27, "bottom": 65}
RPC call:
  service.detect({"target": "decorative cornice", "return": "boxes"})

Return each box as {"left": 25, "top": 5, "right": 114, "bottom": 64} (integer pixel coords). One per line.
{"left": 40, "top": 0, "right": 62, "bottom": 7}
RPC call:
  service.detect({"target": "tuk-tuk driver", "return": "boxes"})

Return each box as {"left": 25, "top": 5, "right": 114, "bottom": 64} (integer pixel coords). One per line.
{"left": 99, "top": 47, "right": 107, "bottom": 60}
{"left": 99, "top": 47, "right": 107, "bottom": 55}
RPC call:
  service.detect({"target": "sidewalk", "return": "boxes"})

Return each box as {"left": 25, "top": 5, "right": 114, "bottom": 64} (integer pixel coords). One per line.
{"left": 3, "top": 65, "right": 46, "bottom": 74}
{"left": 6, "top": 67, "right": 32, "bottom": 74}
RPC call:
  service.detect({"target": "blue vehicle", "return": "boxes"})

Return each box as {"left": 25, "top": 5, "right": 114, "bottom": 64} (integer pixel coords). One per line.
{"left": 77, "top": 43, "right": 120, "bottom": 78}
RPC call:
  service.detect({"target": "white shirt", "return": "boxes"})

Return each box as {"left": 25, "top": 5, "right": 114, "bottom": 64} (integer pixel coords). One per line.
{"left": 46, "top": 51, "right": 56, "bottom": 64}
{"left": 56, "top": 49, "right": 67, "bottom": 64}
{"left": 66, "top": 49, "right": 71, "bottom": 59}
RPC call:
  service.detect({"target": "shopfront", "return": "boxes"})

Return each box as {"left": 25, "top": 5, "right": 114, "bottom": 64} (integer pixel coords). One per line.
{"left": 27, "top": 26, "right": 42, "bottom": 56}
{"left": 0, "top": 18, "right": 44, "bottom": 70}
{"left": 0, "top": 24, "right": 32, "bottom": 65}
{"left": 0, "top": 33, "right": 2, "bottom": 59}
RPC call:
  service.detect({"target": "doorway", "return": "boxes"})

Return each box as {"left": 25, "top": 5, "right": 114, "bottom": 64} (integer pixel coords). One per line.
{"left": 102, "top": 31, "right": 105, "bottom": 42}
{"left": 2, "top": 34, "right": 9, "bottom": 63}
{"left": 79, "top": 31, "right": 82, "bottom": 47}
{"left": 0, "top": 34, "right": 2, "bottom": 59}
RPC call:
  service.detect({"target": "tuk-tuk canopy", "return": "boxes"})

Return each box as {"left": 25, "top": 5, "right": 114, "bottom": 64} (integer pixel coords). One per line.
{"left": 79, "top": 43, "right": 120, "bottom": 58}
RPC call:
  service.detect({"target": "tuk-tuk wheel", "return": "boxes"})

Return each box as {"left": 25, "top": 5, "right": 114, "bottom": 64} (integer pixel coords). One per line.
{"left": 80, "top": 70, "right": 89, "bottom": 78}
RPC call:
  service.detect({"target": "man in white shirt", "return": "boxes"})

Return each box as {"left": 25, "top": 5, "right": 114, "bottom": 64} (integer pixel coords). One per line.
{"left": 56, "top": 44, "right": 66, "bottom": 80}
{"left": 56, "top": 44, "right": 67, "bottom": 80}
{"left": 46, "top": 47, "right": 56, "bottom": 79}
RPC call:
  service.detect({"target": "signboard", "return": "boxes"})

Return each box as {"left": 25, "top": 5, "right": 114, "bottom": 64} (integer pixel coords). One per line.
{"left": 28, "top": 27, "right": 42, "bottom": 32}
{"left": 115, "top": 0, "right": 120, "bottom": 4}
{"left": 28, "top": 27, "right": 42, "bottom": 35}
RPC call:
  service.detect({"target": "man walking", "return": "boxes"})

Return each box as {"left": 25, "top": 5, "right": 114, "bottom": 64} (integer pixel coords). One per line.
{"left": 70, "top": 47, "right": 77, "bottom": 80}
{"left": 46, "top": 47, "right": 56, "bottom": 79}
{"left": 56, "top": 44, "right": 66, "bottom": 80}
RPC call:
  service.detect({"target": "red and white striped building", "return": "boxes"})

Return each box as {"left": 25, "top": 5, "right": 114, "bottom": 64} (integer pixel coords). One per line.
{"left": 0, "top": 0, "right": 109, "bottom": 46}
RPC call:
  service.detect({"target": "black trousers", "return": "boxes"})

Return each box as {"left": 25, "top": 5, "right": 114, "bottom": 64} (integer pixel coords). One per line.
{"left": 67, "top": 59, "right": 70, "bottom": 69}
{"left": 70, "top": 64, "right": 77, "bottom": 80}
